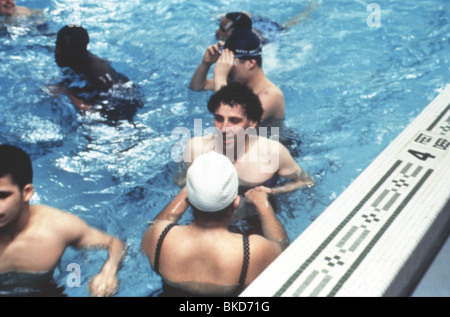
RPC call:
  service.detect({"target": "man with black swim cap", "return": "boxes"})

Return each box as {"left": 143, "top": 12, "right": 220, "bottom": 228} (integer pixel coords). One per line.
{"left": 49, "top": 25, "right": 142, "bottom": 123}
{"left": 190, "top": 28, "right": 285, "bottom": 123}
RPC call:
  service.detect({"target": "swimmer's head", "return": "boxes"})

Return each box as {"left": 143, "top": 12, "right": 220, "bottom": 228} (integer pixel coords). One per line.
{"left": 216, "top": 12, "right": 252, "bottom": 41}
{"left": 55, "top": 25, "right": 89, "bottom": 67}
{"left": 224, "top": 29, "right": 262, "bottom": 67}
{"left": 0, "top": 0, "right": 16, "bottom": 16}
{"left": 186, "top": 151, "right": 238, "bottom": 213}
{"left": 207, "top": 82, "right": 263, "bottom": 124}
{"left": 0, "top": 144, "right": 33, "bottom": 191}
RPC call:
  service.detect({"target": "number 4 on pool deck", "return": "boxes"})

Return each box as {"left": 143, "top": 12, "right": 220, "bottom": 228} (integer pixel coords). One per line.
{"left": 408, "top": 149, "right": 436, "bottom": 161}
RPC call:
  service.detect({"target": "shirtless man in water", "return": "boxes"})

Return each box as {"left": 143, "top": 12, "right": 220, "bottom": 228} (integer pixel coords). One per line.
{"left": 0, "top": 145, "right": 125, "bottom": 296}
{"left": 0, "top": 0, "right": 31, "bottom": 17}
{"left": 179, "top": 83, "right": 315, "bottom": 223}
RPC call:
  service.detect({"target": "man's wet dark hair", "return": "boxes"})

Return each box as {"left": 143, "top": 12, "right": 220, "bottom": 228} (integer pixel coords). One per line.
{"left": 225, "top": 12, "right": 252, "bottom": 31}
{"left": 0, "top": 145, "right": 33, "bottom": 190}
{"left": 224, "top": 29, "right": 262, "bottom": 67}
{"left": 56, "top": 25, "right": 89, "bottom": 58}
{"left": 207, "top": 82, "right": 263, "bottom": 124}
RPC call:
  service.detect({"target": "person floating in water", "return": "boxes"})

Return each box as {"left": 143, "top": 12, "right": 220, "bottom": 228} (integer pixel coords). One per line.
{"left": 0, "top": 144, "right": 126, "bottom": 297}
{"left": 190, "top": 28, "right": 285, "bottom": 124}
{"left": 48, "top": 25, "right": 143, "bottom": 124}
{"left": 215, "top": 12, "right": 253, "bottom": 42}
{"left": 0, "top": 0, "right": 46, "bottom": 36}
{"left": 142, "top": 151, "right": 289, "bottom": 296}
{"left": 0, "top": 0, "right": 38, "bottom": 18}
{"left": 215, "top": 11, "right": 283, "bottom": 45}
{"left": 177, "top": 83, "right": 315, "bottom": 231}
{"left": 216, "top": 3, "right": 320, "bottom": 44}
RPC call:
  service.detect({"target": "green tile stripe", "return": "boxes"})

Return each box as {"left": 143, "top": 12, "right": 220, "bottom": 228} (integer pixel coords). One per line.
{"left": 273, "top": 160, "right": 403, "bottom": 297}
{"left": 327, "top": 168, "right": 433, "bottom": 296}
{"left": 426, "top": 103, "right": 450, "bottom": 131}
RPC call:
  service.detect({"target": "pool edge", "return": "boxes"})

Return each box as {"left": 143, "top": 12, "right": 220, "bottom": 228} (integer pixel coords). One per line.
{"left": 240, "top": 84, "right": 450, "bottom": 297}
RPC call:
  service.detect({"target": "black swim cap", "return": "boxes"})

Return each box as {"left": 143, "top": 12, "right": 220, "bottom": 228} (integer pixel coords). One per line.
{"left": 225, "top": 12, "right": 252, "bottom": 30}
{"left": 56, "top": 25, "right": 89, "bottom": 51}
{"left": 224, "top": 29, "right": 262, "bottom": 59}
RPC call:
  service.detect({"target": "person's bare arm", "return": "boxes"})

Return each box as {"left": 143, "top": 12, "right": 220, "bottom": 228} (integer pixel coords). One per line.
{"left": 213, "top": 49, "right": 234, "bottom": 91}
{"left": 245, "top": 190, "right": 288, "bottom": 250}
{"left": 65, "top": 214, "right": 126, "bottom": 297}
{"left": 47, "top": 85, "right": 92, "bottom": 111}
{"left": 151, "top": 187, "right": 190, "bottom": 223}
{"left": 255, "top": 142, "right": 315, "bottom": 195}
{"left": 141, "top": 187, "right": 190, "bottom": 268}
{"left": 189, "top": 42, "right": 223, "bottom": 91}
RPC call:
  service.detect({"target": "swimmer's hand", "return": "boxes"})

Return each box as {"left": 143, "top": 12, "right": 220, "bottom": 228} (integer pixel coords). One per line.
{"left": 45, "top": 85, "right": 92, "bottom": 111}
{"left": 203, "top": 41, "right": 224, "bottom": 65}
{"left": 89, "top": 272, "right": 119, "bottom": 297}
{"left": 245, "top": 188, "right": 270, "bottom": 207}
{"left": 251, "top": 186, "right": 273, "bottom": 194}
{"left": 214, "top": 48, "right": 234, "bottom": 91}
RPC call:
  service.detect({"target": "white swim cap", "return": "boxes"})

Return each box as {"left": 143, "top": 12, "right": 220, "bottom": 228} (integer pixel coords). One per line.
{"left": 186, "top": 151, "right": 238, "bottom": 212}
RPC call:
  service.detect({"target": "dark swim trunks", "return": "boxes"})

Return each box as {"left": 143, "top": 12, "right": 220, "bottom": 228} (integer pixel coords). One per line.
{"left": 0, "top": 271, "right": 66, "bottom": 297}
{"left": 253, "top": 17, "right": 285, "bottom": 44}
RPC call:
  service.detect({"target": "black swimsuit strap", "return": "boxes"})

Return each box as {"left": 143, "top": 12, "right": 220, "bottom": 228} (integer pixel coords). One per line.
{"left": 237, "top": 235, "right": 250, "bottom": 292}
{"left": 154, "top": 223, "right": 178, "bottom": 275}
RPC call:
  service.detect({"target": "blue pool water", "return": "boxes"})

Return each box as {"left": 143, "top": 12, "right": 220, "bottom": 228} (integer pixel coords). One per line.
{"left": 0, "top": 0, "right": 449, "bottom": 296}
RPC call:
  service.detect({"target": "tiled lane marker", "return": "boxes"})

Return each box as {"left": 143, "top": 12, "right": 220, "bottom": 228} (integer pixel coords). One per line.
{"left": 241, "top": 85, "right": 450, "bottom": 297}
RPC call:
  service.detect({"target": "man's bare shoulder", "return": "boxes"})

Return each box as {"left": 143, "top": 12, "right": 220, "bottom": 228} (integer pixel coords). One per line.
{"left": 253, "top": 135, "right": 282, "bottom": 151}
{"left": 29, "top": 205, "right": 86, "bottom": 234}
{"left": 258, "top": 80, "right": 284, "bottom": 98}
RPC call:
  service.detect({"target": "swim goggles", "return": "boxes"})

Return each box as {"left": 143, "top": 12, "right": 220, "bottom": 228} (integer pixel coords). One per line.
{"left": 233, "top": 43, "right": 262, "bottom": 58}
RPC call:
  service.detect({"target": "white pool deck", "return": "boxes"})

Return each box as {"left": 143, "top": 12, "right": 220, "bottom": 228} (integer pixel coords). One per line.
{"left": 241, "top": 85, "right": 450, "bottom": 297}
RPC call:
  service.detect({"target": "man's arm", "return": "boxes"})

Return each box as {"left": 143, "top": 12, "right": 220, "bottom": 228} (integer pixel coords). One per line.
{"left": 141, "top": 187, "right": 190, "bottom": 268}
{"left": 245, "top": 190, "right": 288, "bottom": 250}
{"left": 212, "top": 48, "right": 234, "bottom": 91}
{"left": 189, "top": 42, "right": 223, "bottom": 91}
{"left": 47, "top": 85, "right": 92, "bottom": 111}
{"left": 256, "top": 142, "right": 315, "bottom": 195}
{"left": 151, "top": 187, "right": 190, "bottom": 223}
{"left": 274, "top": 143, "right": 315, "bottom": 194}
{"left": 66, "top": 214, "right": 125, "bottom": 297}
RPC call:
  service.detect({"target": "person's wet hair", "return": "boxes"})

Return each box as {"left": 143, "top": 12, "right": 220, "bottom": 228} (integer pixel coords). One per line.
{"left": 207, "top": 82, "right": 263, "bottom": 123}
{"left": 55, "top": 25, "right": 89, "bottom": 65}
{"left": 56, "top": 25, "right": 89, "bottom": 51}
{"left": 0, "top": 145, "right": 33, "bottom": 190}
{"left": 225, "top": 12, "right": 252, "bottom": 31}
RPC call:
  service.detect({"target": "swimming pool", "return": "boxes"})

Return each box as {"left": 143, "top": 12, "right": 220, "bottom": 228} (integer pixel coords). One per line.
{"left": 0, "top": 0, "right": 448, "bottom": 296}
